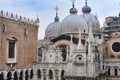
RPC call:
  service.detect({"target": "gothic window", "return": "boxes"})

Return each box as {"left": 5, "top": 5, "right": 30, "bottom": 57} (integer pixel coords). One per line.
{"left": 114, "top": 68, "right": 118, "bottom": 76}
{"left": 59, "top": 45, "right": 67, "bottom": 61}
{"left": 30, "top": 69, "right": 33, "bottom": 79}
{"left": 37, "top": 69, "right": 41, "bottom": 78}
{"left": 108, "top": 68, "right": 110, "bottom": 76}
{"left": 49, "top": 70, "right": 53, "bottom": 79}
{"left": 61, "top": 70, "right": 65, "bottom": 80}
{"left": 19, "top": 71, "right": 23, "bottom": 80}
{"left": 14, "top": 71, "right": 18, "bottom": 80}
{"left": 8, "top": 40, "right": 15, "bottom": 58}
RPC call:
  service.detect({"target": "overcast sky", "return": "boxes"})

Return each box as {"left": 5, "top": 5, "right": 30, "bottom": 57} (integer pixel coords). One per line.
{"left": 0, "top": 0, "right": 120, "bottom": 39}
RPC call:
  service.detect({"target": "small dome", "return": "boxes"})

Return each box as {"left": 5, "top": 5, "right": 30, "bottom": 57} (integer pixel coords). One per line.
{"left": 81, "top": 14, "right": 100, "bottom": 33}
{"left": 61, "top": 14, "right": 88, "bottom": 34}
{"left": 82, "top": 5, "right": 91, "bottom": 13}
{"left": 45, "top": 21, "right": 61, "bottom": 38}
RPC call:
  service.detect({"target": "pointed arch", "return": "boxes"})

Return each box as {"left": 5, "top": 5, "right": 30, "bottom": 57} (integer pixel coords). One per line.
{"left": 61, "top": 70, "right": 65, "bottom": 80}
{"left": 49, "top": 70, "right": 53, "bottom": 79}
{"left": 0, "top": 72, "right": 4, "bottom": 80}
{"left": 25, "top": 70, "right": 28, "bottom": 80}
{"left": 30, "top": 69, "right": 33, "bottom": 79}
{"left": 19, "top": 70, "right": 23, "bottom": 80}
{"left": 37, "top": 69, "right": 41, "bottom": 78}
{"left": 14, "top": 71, "right": 18, "bottom": 80}
{"left": 7, "top": 71, "right": 12, "bottom": 80}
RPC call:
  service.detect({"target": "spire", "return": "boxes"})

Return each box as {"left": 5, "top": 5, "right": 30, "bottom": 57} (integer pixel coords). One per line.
{"left": 82, "top": 0, "right": 91, "bottom": 13}
{"left": 70, "top": 0, "right": 77, "bottom": 14}
{"left": 87, "top": 21, "right": 95, "bottom": 43}
{"left": 54, "top": 6, "right": 59, "bottom": 22}
{"left": 85, "top": 0, "right": 87, "bottom": 5}
{"left": 77, "top": 28, "right": 84, "bottom": 49}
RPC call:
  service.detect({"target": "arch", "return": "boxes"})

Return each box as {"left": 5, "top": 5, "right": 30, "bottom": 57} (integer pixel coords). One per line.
{"left": 61, "top": 70, "right": 65, "bottom": 80}
{"left": 108, "top": 68, "right": 110, "bottom": 76}
{"left": 0, "top": 72, "right": 4, "bottom": 80}
{"left": 59, "top": 45, "right": 68, "bottom": 61}
{"left": 19, "top": 70, "right": 23, "bottom": 80}
{"left": 30, "top": 69, "right": 33, "bottom": 79}
{"left": 49, "top": 70, "right": 53, "bottom": 79}
{"left": 14, "top": 71, "right": 18, "bottom": 80}
{"left": 7, "top": 71, "right": 12, "bottom": 80}
{"left": 25, "top": 70, "right": 28, "bottom": 80}
{"left": 114, "top": 68, "right": 118, "bottom": 76}
{"left": 37, "top": 69, "right": 41, "bottom": 78}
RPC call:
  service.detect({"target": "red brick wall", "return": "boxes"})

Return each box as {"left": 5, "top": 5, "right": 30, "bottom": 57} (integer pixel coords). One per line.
{"left": 0, "top": 17, "right": 38, "bottom": 70}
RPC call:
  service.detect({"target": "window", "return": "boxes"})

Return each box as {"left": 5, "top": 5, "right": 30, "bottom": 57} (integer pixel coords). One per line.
{"left": 7, "top": 37, "right": 17, "bottom": 63}
{"left": 114, "top": 68, "right": 118, "bottom": 76}
{"left": 112, "top": 42, "right": 120, "bottom": 53}
{"left": 108, "top": 68, "right": 110, "bottom": 76}
{"left": 24, "top": 28, "right": 28, "bottom": 37}
{"left": 9, "top": 41, "right": 15, "bottom": 58}
{"left": 2, "top": 24, "right": 7, "bottom": 33}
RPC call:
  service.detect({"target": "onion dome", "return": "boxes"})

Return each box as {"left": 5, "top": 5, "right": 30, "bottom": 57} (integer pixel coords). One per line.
{"left": 60, "top": 1, "right": 88, "bottom": 34}
{"left": 82, "top": 0, "right": 91, "bottom": 13}
{"left": 81, "top": 0, "right": 100, "bottom": 33}
{"left": 69, "top": 1, "right": 77, "bottom": 14}
{"left": 45, "top": 6, "right": 61, "bottom": 38}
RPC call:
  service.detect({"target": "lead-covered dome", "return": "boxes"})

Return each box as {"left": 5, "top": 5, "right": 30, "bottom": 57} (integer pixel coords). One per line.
{"left": 61, "top": 14, "right": 88, "bottom": 34}
{"left": 60, "top": 2, "right": 88, "bottom": 34}
{"left": 45, "top": 13, "right": 61, "bottom": 38}
{"left": 81, "top": 3, "right": 100, "bottom": 33}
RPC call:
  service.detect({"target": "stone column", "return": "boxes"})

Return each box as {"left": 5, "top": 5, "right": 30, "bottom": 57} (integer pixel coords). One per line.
{"left": 111, "top": 67, "right": 114, "bottom": 76}
{"left": 53, "top": 71, "right": 56, "bottom": 80}
{"left": 58, "top": 71, "right": 61, "bottom": 80}
{"left": 46, "top": 71, "right": 49, "bottom": 80}
{"left": 11, "top": 74, "right": 14, "bottom": 80}
{"left": 17, "top": 73, "right": 20, "bottom": 80}
{"left": 23, "top": 71, "right": 25, "bottom": 80}
{"left": 41, "top": 72, "right": 44, "bottom": 80}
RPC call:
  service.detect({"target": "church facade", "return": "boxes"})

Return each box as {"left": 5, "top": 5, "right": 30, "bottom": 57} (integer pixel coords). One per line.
{"left": 36, "top": 1, "right": 120, "bottom": 80}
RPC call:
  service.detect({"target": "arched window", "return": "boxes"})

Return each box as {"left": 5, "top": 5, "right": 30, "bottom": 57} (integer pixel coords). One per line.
{"left": 19, "top": 71, "right": 23, "bottom": 80}
{"left": 49, "top": 70, "right": 53, "bottom": 79}
{"left": 59, "top": 45, "right": 67, "bottom": 61}
{"left": 61, "top": 70, "right": 65, "bottom": 80}
{"left": 37, "top": 69, "right": 41, "bottom": 78}
{"left": 30, "top": 69, "right": 33, "bottom": 79}
{"left": 0, "top": 72, "right": 4, "bottom": 80}
{"left": 108, "top": 68, "right": 110, "bottom": 76}
{"left": 14, "top": 71, "right": 18, "bottom": 80}
{"left": 25, "top": 70, "right": 28, "bottom": 80}
{"left": 114, "top": 68, "right": 118, "bottom": 76}
{"left": 7, "top": 71, "right": 12, "bottom": 80}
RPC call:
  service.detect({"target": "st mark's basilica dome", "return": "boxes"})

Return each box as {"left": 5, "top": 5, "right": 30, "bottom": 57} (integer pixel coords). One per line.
{"left": 45, "top": 0, "right": 100, "bottom": 38}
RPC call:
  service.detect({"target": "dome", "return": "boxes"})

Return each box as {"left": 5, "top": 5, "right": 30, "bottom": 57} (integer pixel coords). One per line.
{"left": 45, "top": 21, "right": 61, "bottom": 38}
{"left": 82, "top": 5, "right": 91, "bottom": 13}
{"left": 81, "top": 13, "right": 100, "bottom": 33}
{"left": 61, "top": 14, "right": 88, "bottom": 34}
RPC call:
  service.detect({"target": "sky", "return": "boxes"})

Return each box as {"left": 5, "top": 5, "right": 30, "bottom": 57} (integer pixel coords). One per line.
{"left": 0, "top": 0, "right": 120, "bottom": 39}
